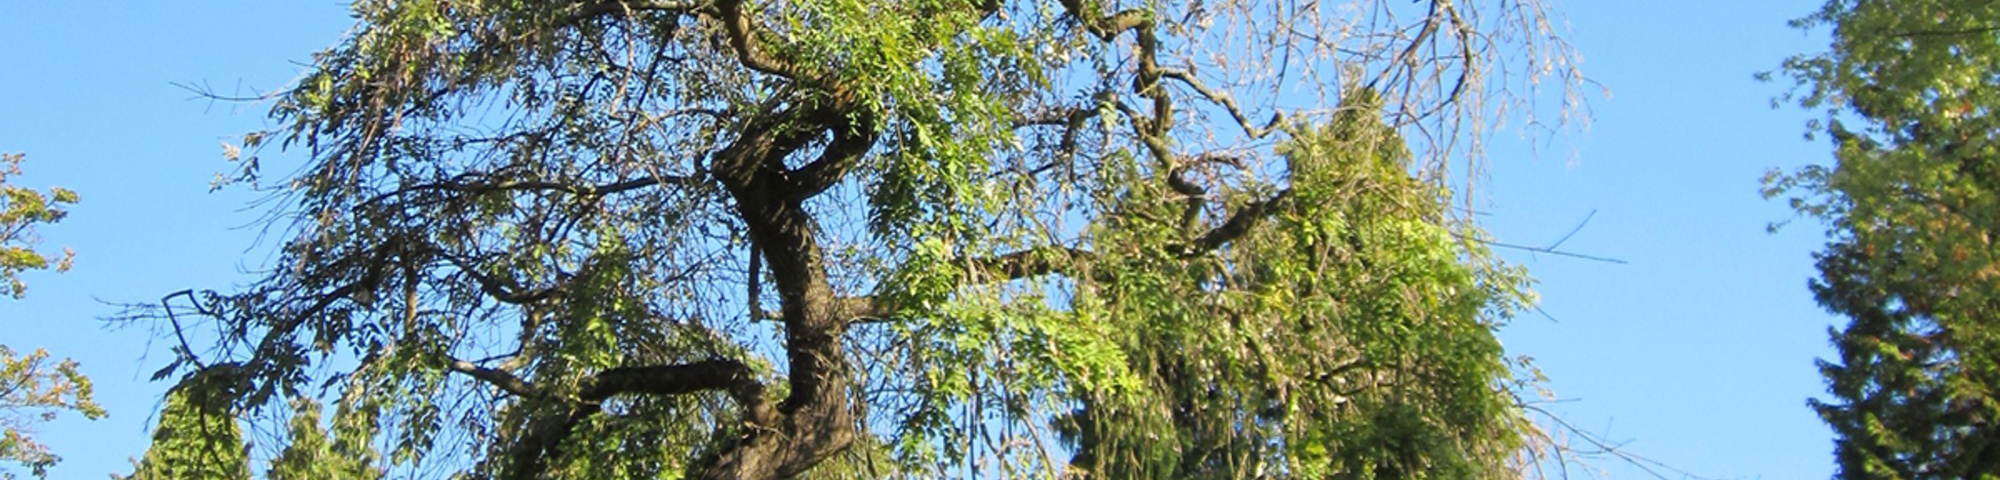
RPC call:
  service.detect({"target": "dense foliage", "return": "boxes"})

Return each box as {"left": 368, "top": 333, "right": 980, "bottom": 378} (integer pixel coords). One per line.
{"left": 129, "top": 0, "right": 1578, "bottom": 478}
{"left": 1771, "top": 0, "right": 2000, "bottom": 477}
{"left": 0, "top": 154, "right": 76, "bottom": 300}
{"left": 123, "top": 371, "right": 251, "bottom": 480}
{"left": 0, "top": 153, "right": 97, "bottom": 480}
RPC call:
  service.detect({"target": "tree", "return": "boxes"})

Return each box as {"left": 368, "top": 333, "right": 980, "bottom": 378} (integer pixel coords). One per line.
{"left": 133, "top": 0, "right": 1580, "bottom": 478}
{"left": 264, "top": 396, "right": 380, "bottom": 480}
{"left": 0, "top": 153, "right": 98, "bottom": 480}
{"left": 122, "top": 369, "right": 250, "bottom": 480}
{"left": 1770, "top": 1, "right": 2000, "bottom": 478}
{"left": 0, "top": 153, "right": 76, "bottom": 300}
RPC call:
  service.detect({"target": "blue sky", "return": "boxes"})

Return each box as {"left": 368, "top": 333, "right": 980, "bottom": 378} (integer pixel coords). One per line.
{"left": 1, "top": 1, "right": 1838, "bottom": 479}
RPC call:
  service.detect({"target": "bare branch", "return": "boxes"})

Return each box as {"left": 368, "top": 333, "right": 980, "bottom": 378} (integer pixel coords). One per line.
{"left": 445, "top": 357, "right": 545, "bottom": 398}
{"left": 1159, "top": 69, "right": 1285, "bottom": 139}
{"left": 364, "top": 173, "right": 697, "bottom": 208}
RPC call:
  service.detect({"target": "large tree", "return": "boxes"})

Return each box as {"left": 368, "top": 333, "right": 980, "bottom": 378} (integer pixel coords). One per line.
{"left": 0, "top": 153, "right": 98, "bottom": 480}
{"left": 132, "top": 0, "right": 1579, "bottom": 478}
{"left": 1771, "top": 0, "right": 2000, "bottom": 478}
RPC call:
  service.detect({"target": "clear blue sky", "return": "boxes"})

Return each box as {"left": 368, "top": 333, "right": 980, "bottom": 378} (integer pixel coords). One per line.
{"left": 0, "top": 2, "right": 1838, "bottom": 479}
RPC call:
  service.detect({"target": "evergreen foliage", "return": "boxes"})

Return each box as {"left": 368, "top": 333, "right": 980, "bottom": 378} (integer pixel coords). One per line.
{"left": 1772, "top": 1, "right": 2000, "bottom": 477}
{"left": 124, "top": 369, "right": 250, "bottom": 480}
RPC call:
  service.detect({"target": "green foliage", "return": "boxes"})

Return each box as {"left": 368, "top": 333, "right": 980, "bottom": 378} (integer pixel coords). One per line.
{"left": 1050, "top": 92, "right": 1529, "bottom": 480}
{"left": 0, "top": 153, "right": 95, "bottom": 480}
{"left": 137, "top": 0, "right": 1574, "bottom": 478}
{"left": 0, "top": 347, "right": 105, "bottom": 480}
{"left": 266, "top": 397, "right": 380, "bottom": 480}
{"left": 124, "top": 368, "right": 249, "bottom": 480}
{"left": 0, "top": 153, "right": 76, "bottom": 300}
{"left": 1772, "top": 1, "right": 2000, "bottom": 478}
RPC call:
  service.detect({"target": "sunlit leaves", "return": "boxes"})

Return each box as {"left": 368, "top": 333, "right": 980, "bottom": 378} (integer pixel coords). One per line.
{"left": 0, "top": 153, "right": 75, "bottom": 300}
{"left": 123, "top": 369, "right": 250, "bottom": 480}
{"left": 0, "top": 347, "right": 105, "bottom": 480}
{"left": 0, "top": 153, "right": 92, "bottom": 480}
{"left": 1049, "top": 102, "right": 1528, "bottom": 479}
{"left": 267, "top": 397, "right": 380, "bottom": 480}
{"left": 1773, "top": 1, "right": 2000, "bottom": 478}
{"left": 136, "top": 0, "right": 1568, "bottom": 477}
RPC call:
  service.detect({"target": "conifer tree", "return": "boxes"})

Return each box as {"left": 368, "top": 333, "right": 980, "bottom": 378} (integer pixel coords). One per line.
{"left": 1772, "top": 1, "right": 2000, "bottom": 477}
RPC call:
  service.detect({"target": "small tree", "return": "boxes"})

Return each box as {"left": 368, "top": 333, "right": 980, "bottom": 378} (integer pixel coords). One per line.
{"left": 0, "top": 153, "right": 97, "bottom": 480}
{"left": 123, "top": 369, "right": 250, "bottom": 480}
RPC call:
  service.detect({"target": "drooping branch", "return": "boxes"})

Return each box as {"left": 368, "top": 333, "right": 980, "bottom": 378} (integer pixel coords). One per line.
{"left": 437, "top": 252, "right": 566, "bottom": 305}
{"left": 363, "top": 173, "right": 698, "bottom": 208}
{"left": 504, "top": 359, "right": 773, "bottom": 480}
{"left": 228, "top": 238, "right": 411, "bottom": 396}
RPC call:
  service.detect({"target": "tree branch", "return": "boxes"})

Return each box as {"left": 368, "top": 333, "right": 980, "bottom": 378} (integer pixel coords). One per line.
{"left": 560, "top": 0, "right": 703, "bottom": 26}
{"left": 1057, "top": 0, "right": 1152, "bottom": 41}
{"left": 438, "top": 252, "right": 565, "bottom": 304}
{"left": 364, "top": 173, "right": 696, "bottom": 208}
{"left": 786, "top": 109, "right": 880, "bottom": 199}
{"left": 708, "top": 0, "right": 803, "bottom": 79}
{"left": 1182, "top": 188, "right": 1292, "bottom": 256}
{"left": 1159, "top": 69, "right": 1284, "bottom": 139}
{"left": 580, "top": 359, "right": 766, "bottom": 404}
{"left": 445, "top": 357, "right": 545, "bottom": 398}
{"left": 506, "top": 359, "right": 773, "bottom": 480}
{"left": 960, "top": 246, "right": 1099, "bottom": 283}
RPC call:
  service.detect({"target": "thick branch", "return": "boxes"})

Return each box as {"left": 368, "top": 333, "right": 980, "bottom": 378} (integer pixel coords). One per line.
{"left": 581, "top": 359, "right": 765, "bottom": 404}
{"left": 837, "top": 296, "right": 892, "bottom": 323}
{"left": 506, "top": 359, "right": 772, "bottom": 480}
{"left": 786, "top": 109, "right": 880, "bottom": 199}
{"left": 1057, "top": 0, "right": 1152, "bottom": 41}
{"left": 558, "top": 0, "right": 702, "bottom": 26}
{"left": 708, "top": 0, "right": 803, "bottom": 79}
{"left": 705, "top": 88, "right": 859, "bottom": 480}
{"left": 365, "top": 173, "right": 695, "bottom": 208}
{"left": 1183, "top": 189, "right": 1292, "bottom": 256}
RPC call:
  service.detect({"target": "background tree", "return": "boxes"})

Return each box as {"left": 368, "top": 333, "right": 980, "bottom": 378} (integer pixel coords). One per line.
{"left": 0, "top": 153, "right": 98, "bottom": 480}
{"left": 121, "top": 369, "right": 250, "bottom": 480}
{"left": 1770, "top": 0, "right": 2000, "bottom": 477}
{"left": 131, "top": 0, "right": 1581, "bottom": 478}
{"left": 264, "top": 396, "right": 381, "bottom": 480}
{"left": 0, "top": 153, "right": 76, "bottom": 299}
